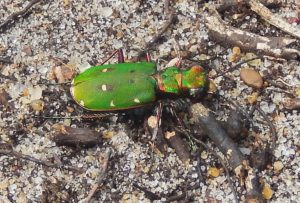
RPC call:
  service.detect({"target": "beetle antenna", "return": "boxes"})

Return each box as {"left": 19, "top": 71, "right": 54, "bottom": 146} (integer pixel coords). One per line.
{"left": 32, "top": 113, "right": 115, "bottom": 120}
{"left": 36, "top": 81, "right": 71, "bottom": 86}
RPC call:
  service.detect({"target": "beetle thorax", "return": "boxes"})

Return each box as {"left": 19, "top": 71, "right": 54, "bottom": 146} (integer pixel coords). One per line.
{"left": 154, "top": 66, "right": 207, "bottom": 97}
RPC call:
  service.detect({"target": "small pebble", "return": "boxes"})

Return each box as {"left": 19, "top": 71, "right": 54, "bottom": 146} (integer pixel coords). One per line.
{"left": 207, "top": 167, "right": 220, "bottom": 178}
{"left": 262, "top": 184, "right": 273, "bottom": 200}
{"left": 240, "top": 68, "right": 263, "bottom": 88}
{"left": 273, "top": 161, "right": 284, "bottom": 172}
{"left": 30, "top": 99, "right": 44, "bottom": 111}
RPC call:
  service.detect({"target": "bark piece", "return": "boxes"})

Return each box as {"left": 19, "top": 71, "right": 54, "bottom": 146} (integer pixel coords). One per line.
{"left": 249, "top": 0, "right": 300, "bottom": 39}
{"left": 165, "top": 131, "right": 190, "bottom": 165}
{"left": 205, "top": 9, "right": 300, "bottom": 60}
{"left": 52, "top": 124, "right": 102, "bottom": 147}
{"left": 190, "top": 103, "right": 245, "bottom": 170}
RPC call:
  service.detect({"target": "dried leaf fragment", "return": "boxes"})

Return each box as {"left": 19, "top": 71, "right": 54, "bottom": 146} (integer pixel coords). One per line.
{"left": 240, "top": 68, "right": 263, "bottom": 89}
{"left": 273, "top": 161, "right": 284, "bottom": 172}
{"left": 30, "top": 99, "right": 44, "bottom": 111}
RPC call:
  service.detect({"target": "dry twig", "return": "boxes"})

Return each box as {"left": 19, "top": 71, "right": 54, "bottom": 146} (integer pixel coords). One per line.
{"left": 205, "top": 8, "right": 300, "bottom": 60}
{"left": 0, "top": 0, "right": 43, "bottom": 31}
{"left": 136, "top": 10, "right": 175, "bottom": 59}
{"left": 190, "top": 103, "right": 246, "bottom": 170}
{"left": 181, "top": 132, "right": 238, "bottom": 203}
{"left": 249, "top": 0, "right": 300, "bottom": 39}
{"left": 0, "top": 146, "right": 83, "bottom": 173}
{"left": 84, "top": 149, "right": 110, "bottom": 203}
{"left": 216, "top": 0, "right": 282, "bottom": 11}
{"left": 254, "top": 105, "right": 277, "bottom": 154}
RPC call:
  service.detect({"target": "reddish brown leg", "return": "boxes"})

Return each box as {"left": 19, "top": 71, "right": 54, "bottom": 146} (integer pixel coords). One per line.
{"left": 151, "top": 101, "right": 163, "bottom": 140}
{"left": 175, "top": 57, "right": 182, "bottom": 67}
{"left": 146, "top": 50, "right": 152, "bottom": 62}
{"left": 98, "top": 49, "right": 125, "bottom": 65}
{"left": 117, "top": 49, "right": 125, "bottom": 63}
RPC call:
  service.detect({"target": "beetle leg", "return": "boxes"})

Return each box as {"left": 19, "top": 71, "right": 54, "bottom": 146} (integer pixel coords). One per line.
{"left": 175, "top": 57, "right": 182, "bottom": 67}
{"left": 98, "top": 49, "right": 125, "bottom": 65}
{"left": 117, "top": 49, "right": 125, "bottom": 63}
{"left": 146, "top": 50, "right": 152, "bottom": 62}
{"left": 151, "top": 101, "right": 163, "bottom": 140}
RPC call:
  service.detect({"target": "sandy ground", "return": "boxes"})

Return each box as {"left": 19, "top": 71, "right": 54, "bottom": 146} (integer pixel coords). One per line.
{"left": 0, "top": 0, "right": 299, "bottom": 202}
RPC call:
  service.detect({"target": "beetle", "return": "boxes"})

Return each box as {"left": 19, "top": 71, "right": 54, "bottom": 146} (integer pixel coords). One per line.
{"left": 70, "top": 49, "right": 209, "bottom": 111}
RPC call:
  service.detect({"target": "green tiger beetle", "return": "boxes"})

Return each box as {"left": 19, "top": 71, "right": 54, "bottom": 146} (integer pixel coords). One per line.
{"left": 69, "top": 49, "right": 209, "bottom": 112}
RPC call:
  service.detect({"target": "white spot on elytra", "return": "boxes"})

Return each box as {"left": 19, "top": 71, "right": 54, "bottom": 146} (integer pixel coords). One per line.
{"left": 101, "top": 84, "right": 107, "bottom": 91}
{"left": 134, "top": 98, "right": 140, "bottom": 103}
{"left": 80, "top": 100, "right": 85, "bottom": 106}
{"left": 102, "top": 68, "right": 108, "bottom": 72}
{"left": 110, "top": 100, "right": 115, "bottom": 107}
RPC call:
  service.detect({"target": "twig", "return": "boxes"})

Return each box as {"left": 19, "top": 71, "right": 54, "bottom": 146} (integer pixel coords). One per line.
{"left": 0, "top": 0, "right": 43, "bottom": 31}
{"left": 213, "top": 57, "right": 261, "bottom": 79}
{"left": 165, "top": 187, "right": 187, "bottom": 203}
{"left": 132, "top": 183, "right": 161, "bottom": 201}
{"left": 190, "top": 103, "right": 246, "bottom": 170}
{"left": 249, "top": 0, "right": 300, "bottom": 39}
{"left": 205, "top": 8, "right": 300, "bottom": 60}
{"left": 216, "top": 0, "right": 282, "bottom": 11}
{"left": 84, "top": 149, "right": 110, "bottom": 203}
{"left": 180, "top": 131, "right": 239, "bottom": 203}
{"left": 0, "top": 148, "right": 83, "bottom": 173}
{"left": 264, "top": 87, "right": 295, "bottom": 98}
{"left": 254, "top": 105, "right": 277, "bottom": 154}
{"left": 136, "top": 11, "right": 175, "bottom": 59}
{"left": 52, "top": 125, "right": 103, "bottom": 147}
{"left": 165, "top": 131, "right": 191, "bottom": 165}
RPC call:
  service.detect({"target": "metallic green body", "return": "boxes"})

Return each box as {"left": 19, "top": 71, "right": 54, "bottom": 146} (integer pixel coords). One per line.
{"left": 70, "top": 62, "right": 208, "bottom": 111}
{"left": 71, "top": 62, "right": 157, "bottom": 111}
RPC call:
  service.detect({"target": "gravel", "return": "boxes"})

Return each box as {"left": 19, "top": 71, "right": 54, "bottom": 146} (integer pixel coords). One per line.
{"left": 0, "top": 0, "right": 299, "bottom": 202}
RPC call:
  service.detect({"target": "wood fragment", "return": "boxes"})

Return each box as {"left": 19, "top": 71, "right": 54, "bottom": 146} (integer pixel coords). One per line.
{"left": 52, "top": 124, "right": 102, "bottom": 147}
{"left": 205, "top": 9, "right": 300, "bottom": 60}
{"left": 216, "top": 0, "right": 282, "bottom": 11}
{"left": 249, "top": 0, "right": 300, "bottom": 39}
{"left": 164, "top": 131, "right": 190, "bottom": 165}
{"left": 0, "top": 144, "right": 83, "bottom": 173}
{"left": 0, "top": 0, "right": 43, "bottom": 31}
{"left": 221, "top": 109, "right": 248, "bottom": 140}
{"left": 190, "top": 103, "right": 245, "bottom": 170}
{"left": 132, "top": 182, "right": 161, "bottom": 201}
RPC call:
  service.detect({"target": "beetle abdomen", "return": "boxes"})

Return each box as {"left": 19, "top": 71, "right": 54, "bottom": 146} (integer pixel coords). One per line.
{"left": 71, "top": 62, "right": 157, "bottom": 111}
